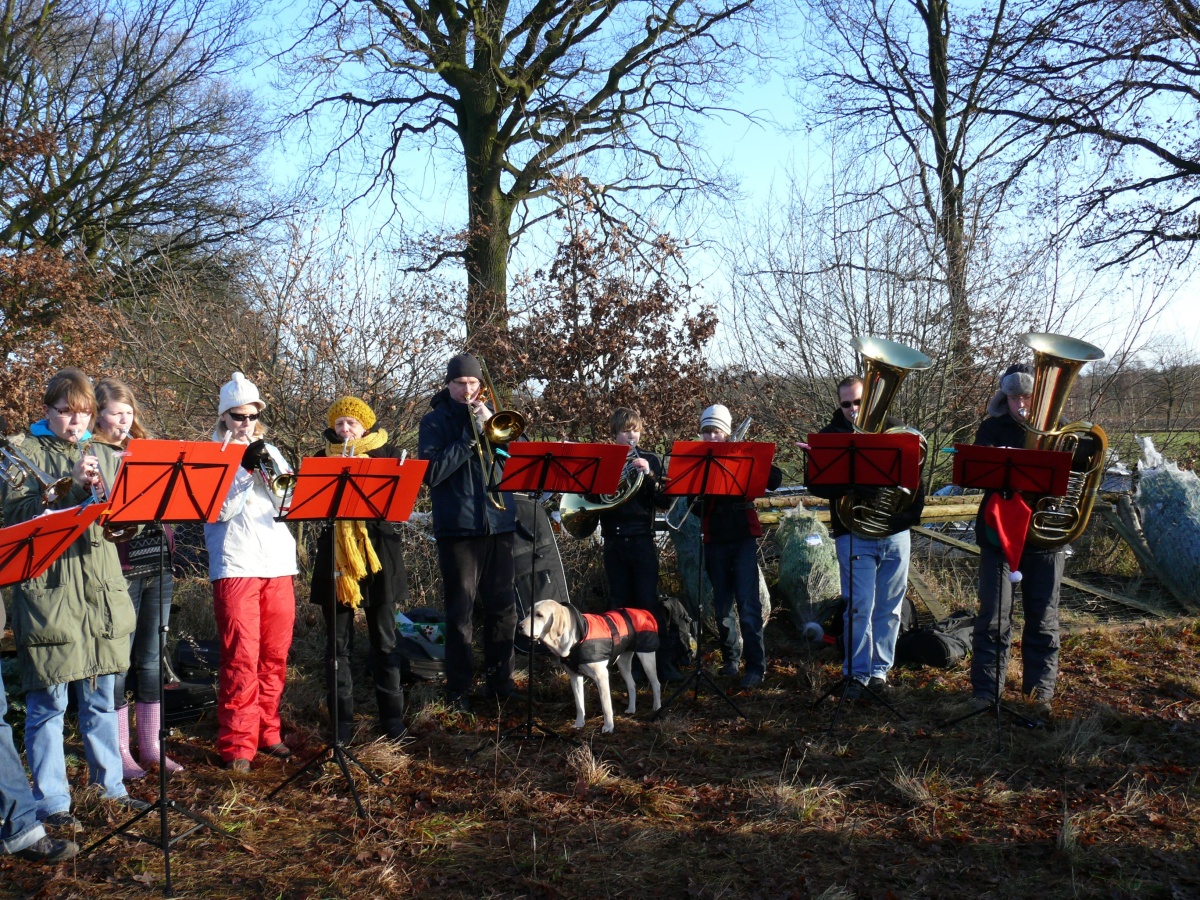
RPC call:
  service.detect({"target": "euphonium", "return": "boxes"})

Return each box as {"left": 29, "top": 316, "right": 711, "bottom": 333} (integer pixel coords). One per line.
{"left": 471, "top": 358, "right": 528, "bottom": 512}
{"left": 1018, "top": 332, "right": 1107, "bottom": 549}
{"left": 560, "top": 448, "right": 647, "bottom": 539}
{"left": 0, "top": 436, "right": 74, "bottom": 505}
{"left": 834, "top": 336, "right": 933, "bottom": 538}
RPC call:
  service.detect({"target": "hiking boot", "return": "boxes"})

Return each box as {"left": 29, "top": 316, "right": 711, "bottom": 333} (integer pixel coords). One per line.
{"left": 259, "top": 742, "right": 291, "bottom": 760}
{"left": 446, "top": 691, "right": 470, "bottom": 714}
{"left": 16, "top": 835, "right": 80, "bottom": 863}
{"left": 41, "top": 811, "right": 81, "bottom": 832}
{"left": 842, "top": 680, "right": 866, "bottom": 700}
{"left": 868, "top": 676, "right": 893, "bottom": 698}
{"left": 225, "top": 758, "right": 251, "bottom": 773}
{"left": 719, "top": 660, "right": 740, "bottom": 678}
{"left": 657, "top": 657, "right": 685, "bottom": 683}
{"left": 739, "top": 672, "right": 763, "bottom": 689}
{"left": 113, "top": 796, "right": 152, "bottom": 813}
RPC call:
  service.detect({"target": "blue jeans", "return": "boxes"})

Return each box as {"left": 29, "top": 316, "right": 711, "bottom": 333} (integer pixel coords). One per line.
{"left": 25, "top": 677, "right": 128, "bottom": 816}
{"left": 0, "top": 669, "right": 45, "bottom": 854}
{"left": 115, "top": 571, "right": 174, "bottom": 704}
{"left": 704, "top": 538, "right": 765, "bottom": 677}
{"left": 836, "top": 531, "right": 911, "bottom": 683}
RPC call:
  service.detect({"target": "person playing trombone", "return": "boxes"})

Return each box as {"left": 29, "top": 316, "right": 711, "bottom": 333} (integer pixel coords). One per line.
{"left": 418, "top": 353, "right": 518, "bottom": 712}
{"left": 2, "top": 369, "right": 149, "bottom": 829}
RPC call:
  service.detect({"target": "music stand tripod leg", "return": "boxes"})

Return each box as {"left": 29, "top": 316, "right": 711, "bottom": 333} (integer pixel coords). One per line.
{"left": 85, "top": 547, "right": 240, "bottom": 896}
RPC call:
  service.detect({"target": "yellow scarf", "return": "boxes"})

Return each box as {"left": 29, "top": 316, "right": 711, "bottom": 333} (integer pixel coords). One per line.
{"left": 325, "top": 430, "right": 389, "bottom": 609}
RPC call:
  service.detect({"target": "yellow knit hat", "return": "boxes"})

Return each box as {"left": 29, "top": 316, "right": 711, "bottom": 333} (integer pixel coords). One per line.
{"left": 327, "top": 396, "right": 376, "bottom": 430}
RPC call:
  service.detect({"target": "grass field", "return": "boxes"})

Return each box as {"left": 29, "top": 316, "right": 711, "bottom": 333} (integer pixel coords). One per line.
{"left": 2, "top": 568, "right": 1198, "bottom": 899}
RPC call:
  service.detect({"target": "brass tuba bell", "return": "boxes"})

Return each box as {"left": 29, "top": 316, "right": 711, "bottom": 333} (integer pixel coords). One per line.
{"left": 834, "top": 336, "right": 933, "bottom": 538}
{"left": 1018, "top": 332, "right": 1107, "bottom": 548}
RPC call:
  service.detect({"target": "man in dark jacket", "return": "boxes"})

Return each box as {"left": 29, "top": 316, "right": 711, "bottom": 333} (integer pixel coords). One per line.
{"left": 805, "top": 375, "right": 924, "bottom": 697}
{"left": 969, "top": 363, "right": 1064, "bottom": 716}
{"left": 418, "top": 353, "right": 518, "bottom": 710}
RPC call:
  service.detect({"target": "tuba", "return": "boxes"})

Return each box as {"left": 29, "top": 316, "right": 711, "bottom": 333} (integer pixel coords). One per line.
{"left": 472, "top": 358, "right": 528, "bottom": 511}
{"left": 1018, "top": 332, "right": 1107, "bottom": 548}
{"left": 834, "top": 336, "right": 933, "bottom": 538}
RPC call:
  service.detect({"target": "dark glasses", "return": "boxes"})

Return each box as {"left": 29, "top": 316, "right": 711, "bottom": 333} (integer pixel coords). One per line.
{"left": 227, "top": 412, "right": 259, "bottom": 423}
{"left": 840, "top": 400, "right": 862, "bottom": 409}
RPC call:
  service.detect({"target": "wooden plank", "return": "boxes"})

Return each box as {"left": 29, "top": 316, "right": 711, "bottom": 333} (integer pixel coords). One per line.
{"left": 906, "top": 567, "right": 950, "bottom": 623}
{"left": 913, "top": 526, "right": 1171, "bottom": 618}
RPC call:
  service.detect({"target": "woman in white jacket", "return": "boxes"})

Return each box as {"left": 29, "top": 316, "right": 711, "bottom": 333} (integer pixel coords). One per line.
{"left": 204, "top": 373, "right": 298, "bottom": 772}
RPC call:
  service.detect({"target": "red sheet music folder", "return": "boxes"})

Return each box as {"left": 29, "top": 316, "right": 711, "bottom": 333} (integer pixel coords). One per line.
{"left": 805, "top": 432, "right": 921, "bottom": 492}
{"left": 952, "top": 444, "right": 1071, "bottom": 495}
{"left": 497, "top": 442, "right": 628, "bottom": 495}
{"left": 282, "top": 456, "right": 429, "bottom": 522}
{"left": 661, "top": 441, "right": 777, "bottom": 499}
{"left": 0, "top": 503, "right": 107, "bottom": 587}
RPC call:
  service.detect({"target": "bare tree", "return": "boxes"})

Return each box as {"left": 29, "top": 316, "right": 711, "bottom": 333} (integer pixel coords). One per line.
{"left": 964, "top": 0, "right": 1200, "bottom": 267}
{"left": 113, "top": 222, "right": 450, "bottom": 460}
{"left": 794, "top": 0, "right": 1049, "bottom": 383}
{"left": 286, "top": 0, "right": 766, "bottom": 342}
{"left": 0, "top": 0, "right": 279, "bottom": 264}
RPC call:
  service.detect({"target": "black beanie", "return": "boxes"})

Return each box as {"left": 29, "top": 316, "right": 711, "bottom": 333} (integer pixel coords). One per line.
{"left": 445, "top": 353, "right": 483, "bottom": 383}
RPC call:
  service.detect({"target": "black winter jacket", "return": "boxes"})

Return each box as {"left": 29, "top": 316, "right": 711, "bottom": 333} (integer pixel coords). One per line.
{"left": 700, "top": 462, "right": 784, "bottom": 544}
{"left": 805, "top": 409, "right": 925, "bottom": 538}
{"left": 309, "top": 431, "right": 412, "bottom": 608}
{"left": 598, "top": 449, "right": 670, "bottom": 538}
{"left": 418, "top": 388, "right": 516, "bottom": 538}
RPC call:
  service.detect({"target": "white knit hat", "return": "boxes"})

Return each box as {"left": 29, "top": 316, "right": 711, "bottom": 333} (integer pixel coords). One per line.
{"left": 699, "top": 403, "right": 732, "bottom": 435}
{"left": 217, "top": 372, "right": 265, "bottom": 416}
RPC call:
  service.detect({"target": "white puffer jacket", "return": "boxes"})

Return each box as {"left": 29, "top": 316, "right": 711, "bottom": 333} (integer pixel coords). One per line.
{"left": 204, "top": 463, "right": 298, "bottom": 581}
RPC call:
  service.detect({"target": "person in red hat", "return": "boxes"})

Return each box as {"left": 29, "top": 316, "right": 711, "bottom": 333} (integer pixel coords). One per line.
{"left": 969, "top": 363, "right": 1065, "bottom": 718}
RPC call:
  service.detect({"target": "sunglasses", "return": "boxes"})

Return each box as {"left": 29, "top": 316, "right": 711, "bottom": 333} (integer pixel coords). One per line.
{"left": 49, "top": 405, "right": 89, "bottom": 417}
{"left": 227, "top": 412, "right": 260, "bottom": 423}
{"left": 840, "top": 399, "right": 862, "bottom": 409}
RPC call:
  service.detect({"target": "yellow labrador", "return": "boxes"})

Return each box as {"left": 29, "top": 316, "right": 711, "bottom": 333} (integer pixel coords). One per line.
{"left": 520, "top": 599, "right": 662, "bottom": 733}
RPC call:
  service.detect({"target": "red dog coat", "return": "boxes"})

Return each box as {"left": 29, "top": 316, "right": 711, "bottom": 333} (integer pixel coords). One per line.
{"left": 563, "top": 606, "right": 659, "bottom": 674}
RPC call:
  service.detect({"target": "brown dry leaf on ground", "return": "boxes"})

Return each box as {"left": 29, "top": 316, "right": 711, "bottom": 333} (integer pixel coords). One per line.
{"left": 3, "top": 611, "right": 1199, "bottom": 899}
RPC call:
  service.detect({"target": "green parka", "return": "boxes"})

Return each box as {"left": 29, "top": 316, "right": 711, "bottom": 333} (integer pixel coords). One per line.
{"left": 3, "top": 431, "right": 135, "bottom": 691}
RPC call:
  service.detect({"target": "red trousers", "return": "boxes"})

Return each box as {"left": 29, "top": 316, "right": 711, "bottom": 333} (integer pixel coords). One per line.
{"left": 212, "top": 576, "right": 296, "bottom": 762}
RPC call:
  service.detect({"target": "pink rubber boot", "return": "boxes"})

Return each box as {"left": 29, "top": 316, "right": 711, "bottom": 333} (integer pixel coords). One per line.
{"left": 136, "top": 701, "right": 183, "bottom": 774}
{"left": 117, "top": 705, "right": 147, "bottom": 779}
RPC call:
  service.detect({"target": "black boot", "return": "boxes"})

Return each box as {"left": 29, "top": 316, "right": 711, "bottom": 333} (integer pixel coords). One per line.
{"left": 376, "top": 686, "right": 406, "bottom": 741}
{"left": 656, "top": 648, "right": 684, "bottom": 683}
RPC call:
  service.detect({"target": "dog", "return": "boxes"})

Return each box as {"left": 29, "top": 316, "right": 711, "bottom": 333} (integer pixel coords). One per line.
{"left": 520, "top": 599, "right": 662, "bottom": 733}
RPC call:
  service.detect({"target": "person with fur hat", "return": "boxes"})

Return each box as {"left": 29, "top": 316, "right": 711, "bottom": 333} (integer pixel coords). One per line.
{"left": 969, "top": 362, "right": 1064, "bottom": 719}
{"left": 418, "top": 353, "right": 519, "bottom": 711}
{"left": 205, "top": 372, "right": 298, "bottom": 771}
{"left": 695, "top": 403, "right": 782, "bottom": 688}
{"left": 309, "top": 397, "right": 409, "bottom": 742}
{"left": 805, "top": 375, "right": 925, "bottom": 699}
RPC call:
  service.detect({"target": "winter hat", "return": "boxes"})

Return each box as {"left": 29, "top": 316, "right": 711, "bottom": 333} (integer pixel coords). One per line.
{"left": 983, "top": 492, "right": 1033, "bottom": 583}
{"left": 445, "top": 353, "right": 483, "bottom": 382}
{"left": 218, "top": 372, "right": 265, "bottom": 416}
{"left": 999, "top": 363, "right": 1035, "bottom": 397}
{"left": 699, "top": 404, "right": 733, "bottom": 435}
{"left": 327, "top": 396, "right": 376, "bottom": 431}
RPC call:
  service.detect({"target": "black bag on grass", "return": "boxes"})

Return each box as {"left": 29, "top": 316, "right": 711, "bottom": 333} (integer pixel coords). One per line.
{"left": 894, "top": 612, "right": 973, "bottom": 669}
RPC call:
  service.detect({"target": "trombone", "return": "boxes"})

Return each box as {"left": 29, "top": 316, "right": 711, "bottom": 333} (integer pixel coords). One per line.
{"left": 472, "top": 358, "right": 527, "bottom": 511}
{"left": 0, "top": 436, "right": 74, "bottom": 505}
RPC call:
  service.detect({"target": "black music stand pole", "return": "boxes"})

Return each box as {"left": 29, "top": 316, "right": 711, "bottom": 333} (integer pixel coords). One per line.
{"left": 472, "top": 442, "right": 626, "bottom": 750}
{"left": 266, "top": 454, "right": 427, "bottom": 815}
{"left": 654, "top": 439, "right": 775, "bottom": 721}
{"left": 942, "top": 444, "right": 1071, "bottom": 736}
{"left": 83, "top": 441, "right": 246, "bottom": 897}
{"left": 806, "top": 431, "right": 917, "bottom": 733}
